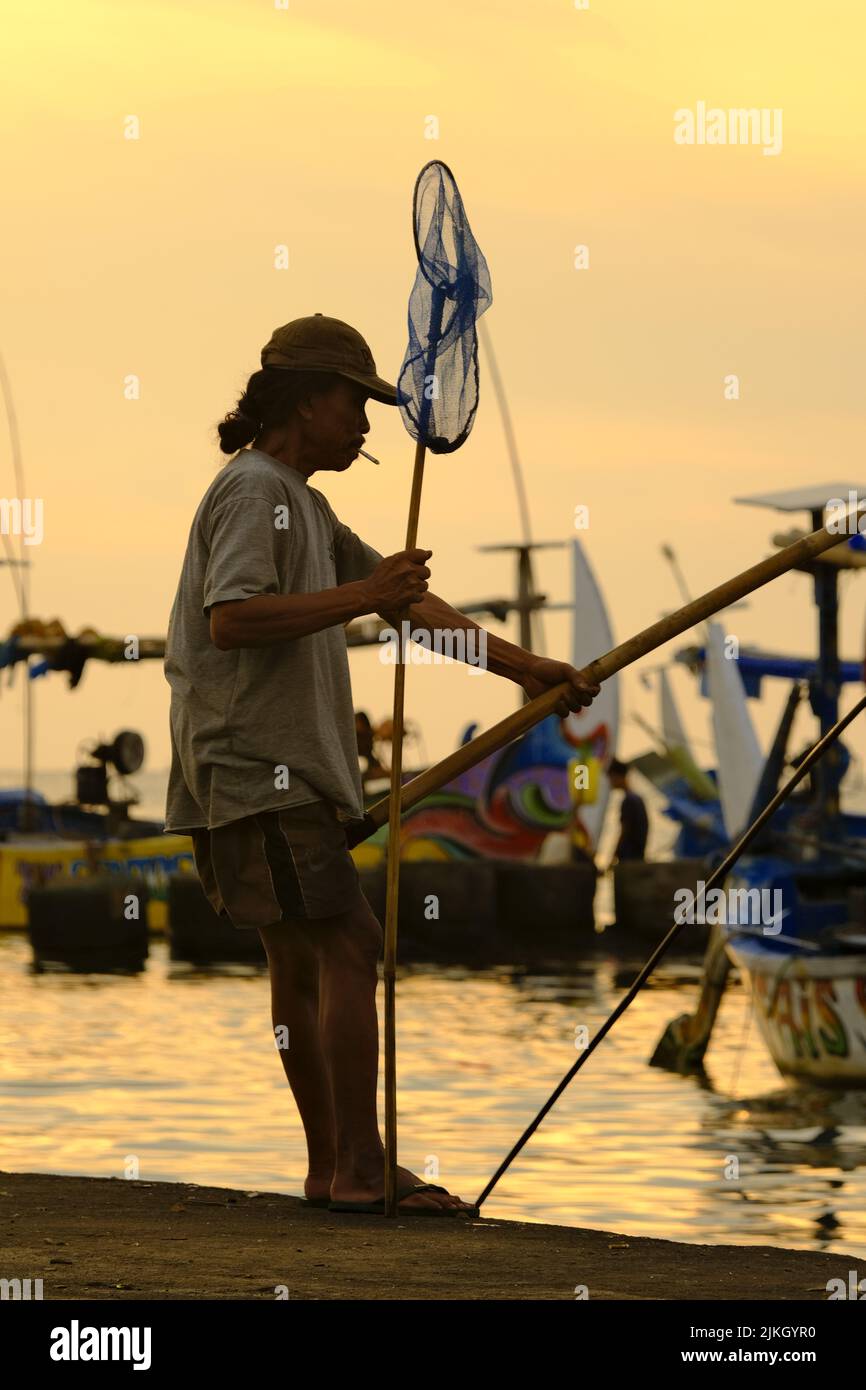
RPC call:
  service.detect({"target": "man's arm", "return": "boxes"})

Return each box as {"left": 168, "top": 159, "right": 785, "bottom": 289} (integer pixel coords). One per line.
{"left": 211, "top": 546, "right": 599, "bottom": 712}
{"left": 210, "top": 582, "right": 370, "bottom": 649}
{"left": 209, "top": 548, "right": 431, "bottom": 650}
{"left": 378, "top": 589, "right": 599, "bottom": 713}
{"left": 378, "top": 589, "right": 527, "bottom": 680}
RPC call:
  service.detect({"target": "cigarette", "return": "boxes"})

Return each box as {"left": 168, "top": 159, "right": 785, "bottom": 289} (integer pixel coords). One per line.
{"left": 359, "top": 448, "right": 380, "bottom": 465}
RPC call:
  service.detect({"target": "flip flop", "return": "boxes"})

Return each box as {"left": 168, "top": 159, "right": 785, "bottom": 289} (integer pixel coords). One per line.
{"left": 302, "top": 1196, "right": 332, "bottom": 1208}
{"left": 329, "top": 1181, "right": 479, "bottom": 1217}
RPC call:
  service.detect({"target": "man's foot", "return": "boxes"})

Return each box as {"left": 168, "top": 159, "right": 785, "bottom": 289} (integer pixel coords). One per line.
{"left": 304, "top": 1171, "right": 334, "bottom": 1204}
{"left": 330, "top": 1164, "right": 476, "bottom": 1214}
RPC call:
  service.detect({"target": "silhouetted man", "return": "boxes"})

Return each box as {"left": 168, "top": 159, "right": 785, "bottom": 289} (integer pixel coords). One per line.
{"left": 607, "top": 757, "right": 648, "bottom": 864}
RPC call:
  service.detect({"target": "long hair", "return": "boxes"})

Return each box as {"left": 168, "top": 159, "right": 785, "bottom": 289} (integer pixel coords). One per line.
{"left": 216, "top": 367, "right": 339, "bottom": 455}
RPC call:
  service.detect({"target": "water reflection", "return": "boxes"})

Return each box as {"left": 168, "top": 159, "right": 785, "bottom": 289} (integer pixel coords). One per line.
{"left": 1, "top": 933, "right": 865, "bottom": 1255}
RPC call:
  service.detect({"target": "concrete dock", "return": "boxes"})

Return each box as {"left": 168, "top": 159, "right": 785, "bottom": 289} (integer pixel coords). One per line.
{"left": 1, "top": 1171, "right": 858, "bottom": 1300}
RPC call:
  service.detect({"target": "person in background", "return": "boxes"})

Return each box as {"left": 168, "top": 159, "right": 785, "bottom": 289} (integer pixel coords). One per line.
{"left": 606, "top": 757, "right": 649, "bottom": 866}
{"left": 354, "top": 710, "right": 387, "bottom": 783}
{"left": 568, "top": 807, "right": 596, "bottom": 867}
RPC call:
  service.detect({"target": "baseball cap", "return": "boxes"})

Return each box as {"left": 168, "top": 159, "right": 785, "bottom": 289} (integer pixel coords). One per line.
{"left": 260, "top": 314, "right": 398, "bottom": 405}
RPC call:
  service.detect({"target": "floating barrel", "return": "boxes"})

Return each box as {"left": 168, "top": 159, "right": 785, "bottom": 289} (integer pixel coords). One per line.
{"left": 167, "top": 874, "right": 267, "bottom": 965}
{"left": 358, "top": 862, "right": 497, "bottom": 960}
{"left": 174, "top": 857, "right": 601, "bottom": 967}
{"left": 360, "top": 860, "right": 597, "bottom": 963}
{"left": 493, "top": 861, "right": 597, "bottom": 958}
{"left": 397, "top": 860, "right": 498, "bottom": 960}
{"left": 612, "top": 858, "right": 710, "bottom": 952}
{"left": 28, "top": 875, "right": 149, "bottom": 972}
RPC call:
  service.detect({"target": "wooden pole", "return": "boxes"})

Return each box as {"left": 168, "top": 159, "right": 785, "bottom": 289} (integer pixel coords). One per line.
{"left": 349, "top": 511, "right": 857, "bottom": 849}
{"left": 383, "top": 438, "right": 427, "bottom": 1218}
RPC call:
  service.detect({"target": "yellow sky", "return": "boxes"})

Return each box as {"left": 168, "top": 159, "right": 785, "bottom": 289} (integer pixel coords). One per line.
{"left": 2, "top": 0, "right": 865, "bottom": 788}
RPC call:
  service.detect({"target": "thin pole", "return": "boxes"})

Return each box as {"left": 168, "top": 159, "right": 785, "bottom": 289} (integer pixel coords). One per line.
{"left": 478, "top": 319, "right": 532, "bottom": 548}
{"left": 0, "top": 353, "right": 35, "bottom": 830}
{"left": 0, "top": 352, "right": 27, "bottom": 614}
{"left": 479, "top": 322, "right": 546, "bottom": 661}
{"left": 474, "top": 691, "right": 866, "bottom": 1209}
{"left": 383, "top": 438, "right": 427, "bottom": 1218}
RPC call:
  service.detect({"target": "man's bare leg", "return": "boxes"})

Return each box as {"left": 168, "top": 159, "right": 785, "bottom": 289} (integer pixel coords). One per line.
{"left": 258, "top": 922, "right": 336, "bottom": 1201}
{"left": 259, "top": 894, "right": 473, "bottom": 1212}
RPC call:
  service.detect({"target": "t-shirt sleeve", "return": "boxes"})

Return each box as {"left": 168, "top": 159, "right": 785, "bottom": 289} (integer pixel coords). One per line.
{"left": 333, "top": 518, "right": 384, "bottom": 585}
{"left": 202, "top": 495, "right": 282, "bottom": 617}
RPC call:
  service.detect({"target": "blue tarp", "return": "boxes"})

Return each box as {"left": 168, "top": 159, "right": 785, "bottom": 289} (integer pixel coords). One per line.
{"left": 677, "top": 647, "right": 863, "bottom": 699}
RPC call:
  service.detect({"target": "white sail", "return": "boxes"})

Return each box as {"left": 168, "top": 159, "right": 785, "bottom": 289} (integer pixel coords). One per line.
{"left": 659, "top": 668, "right": 691, "bottom": 756}
{"left": 567, "top": 538, "right": 619, "bottom": 852}
{"left": 706, "top": 620, "right": 763, "bottom": 838}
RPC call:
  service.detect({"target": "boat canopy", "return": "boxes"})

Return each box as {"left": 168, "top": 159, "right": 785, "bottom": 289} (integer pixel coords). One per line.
{"left": 675, "top": 646, "right": 863, "bottom": 699}
{"left": 734, "top": 483, "right": 866, "bottom": 513}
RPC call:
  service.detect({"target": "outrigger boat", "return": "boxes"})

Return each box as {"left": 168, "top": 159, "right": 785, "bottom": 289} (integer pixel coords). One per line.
{"left": 0, "top": 626, "right": 194, "bottom": 930}
{"left": 649, "top": 484, "right": 866, "bottom": 1086}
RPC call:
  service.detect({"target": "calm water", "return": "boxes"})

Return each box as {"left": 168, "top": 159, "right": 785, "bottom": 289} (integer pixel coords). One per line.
{"left": 2, "top": 929, "right": 866, "bottom": 1257}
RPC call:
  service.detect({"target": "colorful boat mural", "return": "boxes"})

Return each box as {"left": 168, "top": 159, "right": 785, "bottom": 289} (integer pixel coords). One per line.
{"left": 354, "top": 706, "right": 613, "bottom": 868}
{"left": 353, "top": 537, "right": 618, "bottom": 868}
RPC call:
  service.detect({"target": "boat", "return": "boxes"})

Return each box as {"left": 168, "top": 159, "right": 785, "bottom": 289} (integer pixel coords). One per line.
{"left": 651, "top": 484, "right": 866, "bottom": 1085}
{"left": 0, "top": 731, "right": 194, "bottom": 931}
{"left": 350, "top": 537, "right": 619, "bottom": 869}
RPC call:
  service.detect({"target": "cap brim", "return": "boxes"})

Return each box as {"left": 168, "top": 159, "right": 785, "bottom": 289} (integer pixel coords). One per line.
{"left": 336, "top": 370, "right": 399, "bottom": 406}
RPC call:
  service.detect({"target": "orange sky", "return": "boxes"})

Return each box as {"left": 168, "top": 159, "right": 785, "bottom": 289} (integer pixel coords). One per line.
{"left": 2, "top": 0, "right": 865, "bottom": 791}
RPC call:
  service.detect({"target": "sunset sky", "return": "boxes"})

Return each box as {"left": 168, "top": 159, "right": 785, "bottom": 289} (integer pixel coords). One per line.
{"left": 2, "top": 0, "right": 865, "bottom": 795}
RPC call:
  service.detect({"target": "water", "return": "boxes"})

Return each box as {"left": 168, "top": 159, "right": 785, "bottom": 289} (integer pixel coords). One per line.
{"left": 3, "top": 769, "right": 865, "bottom": 1254}
{"left": 2, "top": 930, "right": 866, "bottom": 1256}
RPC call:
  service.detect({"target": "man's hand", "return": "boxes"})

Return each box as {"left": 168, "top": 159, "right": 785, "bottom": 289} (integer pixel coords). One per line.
{"left": 360, "top": 548, "right": 432, "bottom": 614}
{"left": 519, "top": 656, "right": 600, "bottom": 715}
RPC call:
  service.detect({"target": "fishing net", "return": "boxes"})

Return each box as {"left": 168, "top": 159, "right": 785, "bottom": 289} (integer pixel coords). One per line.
{"left": 397, "top": 161, "right": 492, "bottom": 454}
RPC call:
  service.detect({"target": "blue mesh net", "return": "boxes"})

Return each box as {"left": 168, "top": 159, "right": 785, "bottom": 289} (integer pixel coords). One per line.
{"left": 397, "top": 161, "right": 492, "bottom": 454}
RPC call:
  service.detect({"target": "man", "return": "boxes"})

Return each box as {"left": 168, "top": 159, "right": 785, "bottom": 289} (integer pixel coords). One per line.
{"left": 606, "top": 757, "right": 649, "bottom": 866}
{"left": 164, "top": 314, "right": 599, "bottom": 1216}
{"left": 354, "top": 710, "right": 388, "bottom": 784}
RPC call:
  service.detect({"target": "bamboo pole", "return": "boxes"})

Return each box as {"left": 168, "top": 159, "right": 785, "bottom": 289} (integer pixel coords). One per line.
{"left": 383, "top": 439, "right": 427, "bottom": 1218}
{"left": 348, "top": 512, "right": 857, "bottom": 850}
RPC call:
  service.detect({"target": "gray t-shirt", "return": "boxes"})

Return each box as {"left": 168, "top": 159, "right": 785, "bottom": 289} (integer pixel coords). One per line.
{"left": 163, "top": 448, "right": 383, "bottom": 832}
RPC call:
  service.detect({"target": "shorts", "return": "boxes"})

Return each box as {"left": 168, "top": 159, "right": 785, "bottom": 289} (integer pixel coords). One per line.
{"left": 191, "top": 801, "right": 363, "bottom": 930}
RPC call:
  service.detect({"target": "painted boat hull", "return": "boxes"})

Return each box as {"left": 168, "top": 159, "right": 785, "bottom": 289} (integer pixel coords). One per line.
{"left": 0, "top": 833, "right": 195, "bottom": 930}
{"left": 726, "top": 940, "right": 866, "bottom": 1085}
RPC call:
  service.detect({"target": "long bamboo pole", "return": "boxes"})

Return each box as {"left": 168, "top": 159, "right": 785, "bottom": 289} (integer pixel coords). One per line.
{"left": 383, "top": 439, "right": 427, "bottom": 1218}
{"left": 348, "top": 510, "right": 856, "bottom": 850}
